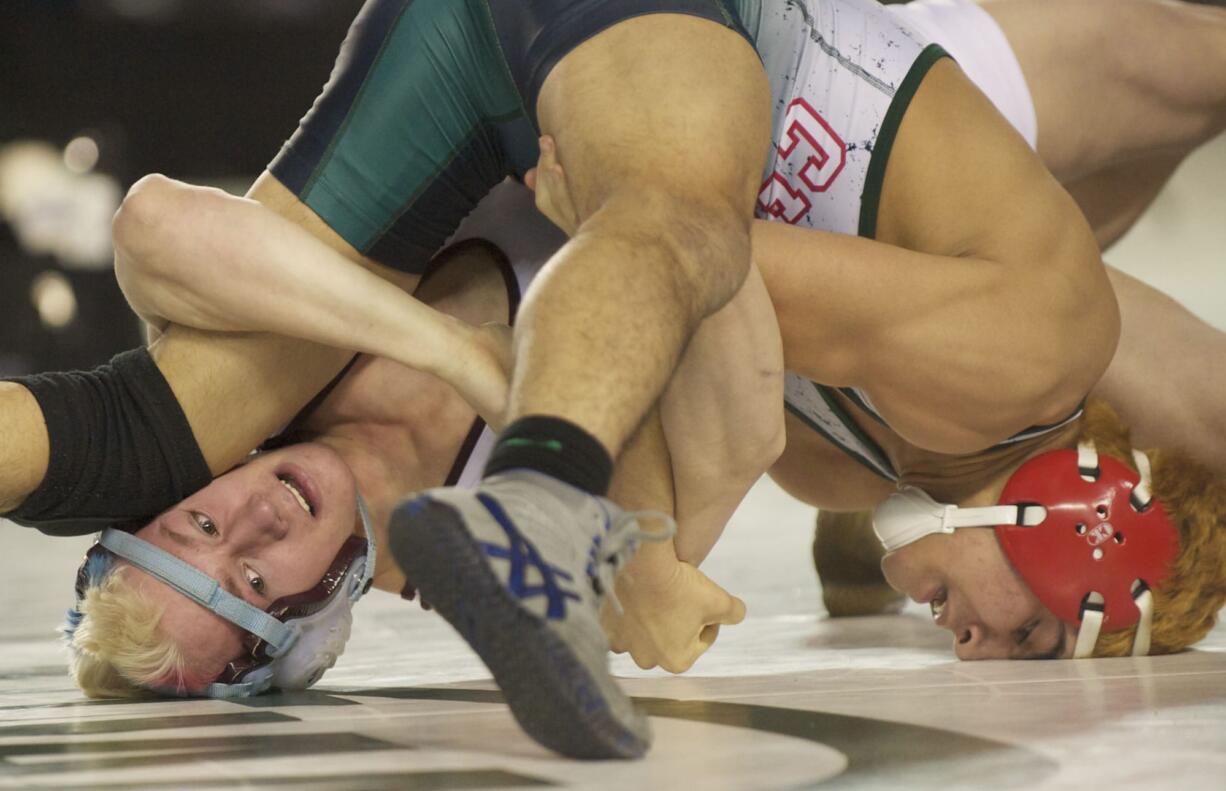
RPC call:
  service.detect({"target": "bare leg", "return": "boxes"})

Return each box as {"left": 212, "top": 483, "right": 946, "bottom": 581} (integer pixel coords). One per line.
{"left": 1062, "top": 153, "right": 1185, "bottom": 249}
{"left": 1092, "top": 268, "right": 1226, "bottom": 475}
{"left": 983, "top": 0, "right": 1226, "bottom": 182}
{"left": 813, "top": 510, "right": 905, "bottom": 617}
{"left": 981, "top": 0, "right": 1226, "bottom": 245}
{"left": 516, "top": 16, "right": 771, "bottom": 455}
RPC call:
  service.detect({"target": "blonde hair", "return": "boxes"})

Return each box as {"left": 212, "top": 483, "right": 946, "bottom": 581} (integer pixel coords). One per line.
{"left": 64, "top": 561, "right": 205, "bottom": 697}
{"left": 1075, "top": 400, "right": 1226, "bottom": 656}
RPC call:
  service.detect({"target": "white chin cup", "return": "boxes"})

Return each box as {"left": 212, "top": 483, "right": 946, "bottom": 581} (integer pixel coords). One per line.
{"left": 267, "top": 581, "right": 360, "bottom": 690}
{"left": 872, "top": 485, "right": 1045, "bottom": 552}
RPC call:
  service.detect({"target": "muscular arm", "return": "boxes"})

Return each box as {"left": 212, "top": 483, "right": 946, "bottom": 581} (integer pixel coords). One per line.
{"left": 531, "top": 100, "right": 1107, "bottom": 464}
{"left": 1, "top": 173, "right": 359, "bottom": 517}
{"left": 114, "top": 174, "right": 510, "bottom": 425}
{"left": 755, "top": 218, "right": 1101, "bottom": 454}
{"left": 0, "top": 384, "right": 51, "bottom": 513}
{"left": 138, "top": 174, "right": 363, "bottom": 476}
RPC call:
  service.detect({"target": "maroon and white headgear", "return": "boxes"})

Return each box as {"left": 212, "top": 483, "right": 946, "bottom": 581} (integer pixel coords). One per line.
{"left": 872, "top": 442, "right": 1179, "bottom": 657}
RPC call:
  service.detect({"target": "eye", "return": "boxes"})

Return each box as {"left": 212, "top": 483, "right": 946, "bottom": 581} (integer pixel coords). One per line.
{"left": 1015, "top": 619, "right": 1039, "bottom": 647}
{"left": 192, "top": 511, "right": 219, "bottom": 537}
{"left": 245, "top": 568, "right": 266, "bottom": 595}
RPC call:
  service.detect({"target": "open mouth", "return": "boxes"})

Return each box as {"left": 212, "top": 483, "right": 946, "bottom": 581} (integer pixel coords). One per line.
{"left": 930, "top": 589, "right": 948, "bottom": 624}
{"left": 276, "top": 472, "right": 316, "bottom": 516}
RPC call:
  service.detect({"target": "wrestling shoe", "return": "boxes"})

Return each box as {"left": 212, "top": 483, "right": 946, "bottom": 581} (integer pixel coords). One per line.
{"left": 387, "top": 469, "right": 673, "bottom": 759}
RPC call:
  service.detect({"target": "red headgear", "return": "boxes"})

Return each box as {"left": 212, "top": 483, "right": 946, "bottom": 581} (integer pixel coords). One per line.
{"left": 996, "top": 446, "right": 1179, "bottom": 632}
{"left": 873, "top": 441, "right": 1180, "bottom": 657}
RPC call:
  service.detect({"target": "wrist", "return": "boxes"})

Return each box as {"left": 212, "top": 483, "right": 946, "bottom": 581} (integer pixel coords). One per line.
{"left": 617, "top": 536, "right": 680, "bottom": 593}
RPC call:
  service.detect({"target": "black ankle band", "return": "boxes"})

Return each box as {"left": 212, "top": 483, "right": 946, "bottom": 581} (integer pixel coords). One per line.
{"left": 484, "top": 416, "right": 614, "bottom": 496}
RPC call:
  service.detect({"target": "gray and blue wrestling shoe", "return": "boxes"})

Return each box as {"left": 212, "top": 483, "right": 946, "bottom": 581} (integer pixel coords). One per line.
{"left": 387, "top": 469, "right": 672, "bottom": 760}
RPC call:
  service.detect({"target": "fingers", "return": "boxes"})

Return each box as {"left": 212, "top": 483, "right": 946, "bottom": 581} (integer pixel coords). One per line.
{"left": 538, "top": 135, "right": 558, "bottom": 168}
{"left": 721, "top": 594, "right": 747, "bottom": 626}
{"left": 531, "top": 135, "right": 580, "bottom": 236}
{"left": 692, "top": 564, "right": 748, "bottom": 625}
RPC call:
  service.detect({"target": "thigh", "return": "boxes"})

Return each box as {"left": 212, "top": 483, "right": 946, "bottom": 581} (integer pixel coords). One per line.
{"left": 1092, "top": 267, "right": 1226, "bottom": 476}
{"left": 536, "top": 12, "right": 771, "bottom": 226}
{"left": 981, "top": 0, "right": 1226, "bottom": 180}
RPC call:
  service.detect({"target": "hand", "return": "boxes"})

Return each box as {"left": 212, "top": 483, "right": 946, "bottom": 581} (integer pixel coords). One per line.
{"left": 601, "top": 554, "right": 747, "bottom": 674}
{"left": 524, "top": 136, "right": 581, "bottom": 237}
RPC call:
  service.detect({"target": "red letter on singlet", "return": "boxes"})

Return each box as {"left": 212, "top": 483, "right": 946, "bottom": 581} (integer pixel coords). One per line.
{"left": 756, "top": 98, "right": 847, "bottom": 224}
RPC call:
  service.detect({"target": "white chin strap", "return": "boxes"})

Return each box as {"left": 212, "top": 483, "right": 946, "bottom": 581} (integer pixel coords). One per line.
{"left": 871, "top": 485, "right": 1046, "bottom": 553}
{"left": 871, "top": 441, "right": 1157, "bottom": 659}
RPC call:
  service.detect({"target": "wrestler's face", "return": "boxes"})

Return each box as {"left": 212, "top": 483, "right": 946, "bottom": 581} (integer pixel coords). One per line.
{"left": 881, "top": 530, "right": 1074, "bottom": 660}
{"left": 124, "top": 443, "right": 359, "bottom": 681}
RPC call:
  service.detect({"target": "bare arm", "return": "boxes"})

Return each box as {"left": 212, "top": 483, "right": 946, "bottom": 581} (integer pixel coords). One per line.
{"left": 530, "top": 112, "right": 1104, "bottom": 462}
{"left": 0, "top": 384, "right": 51, "bottom": 513}
{"left": 113, "top": 174, "right": 510, "bottom": 425}
{"left": 0, "top": 174, "right": 351, "bottom": 510}
{"left": 603, "top": 409, "right": 749, "bottom": 674}
{"left": 754, "top": 218, "right": 1106, "bottom": 454}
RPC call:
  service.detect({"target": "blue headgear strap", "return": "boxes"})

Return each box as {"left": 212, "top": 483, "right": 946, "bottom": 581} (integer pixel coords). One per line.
{"left": 99, "top": 529, "right": 293, "bottom": 648}
{"left": 98, "top": 492, "right": 377, "bottom": 658}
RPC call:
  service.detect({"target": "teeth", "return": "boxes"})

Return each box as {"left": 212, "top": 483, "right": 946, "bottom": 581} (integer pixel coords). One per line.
{"left": 930, "top": 594, "right": 946, "bottom": 622}
{"left": 279, "top": 477, "right": 313, "bottom": 515}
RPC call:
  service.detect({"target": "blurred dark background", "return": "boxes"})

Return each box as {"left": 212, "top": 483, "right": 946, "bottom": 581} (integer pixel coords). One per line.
{"left": 0, "top": 0, "right": 363, "bottom": 376}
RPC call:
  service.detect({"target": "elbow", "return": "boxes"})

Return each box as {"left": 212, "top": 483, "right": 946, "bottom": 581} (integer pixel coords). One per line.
{"left": 758, "top": 408, "right": 788, "bottom": 476}
{"left": 112, "top": 174, "right": 201, "bottom": 290}
{"left": 1029, "top": 228, "right": 1121, "bottom": 426}
{"left": 729, "top": 401, "right": 787, "bottom": 487}
{"left": 113, "top": 174, "right": 176, "bottom": 253}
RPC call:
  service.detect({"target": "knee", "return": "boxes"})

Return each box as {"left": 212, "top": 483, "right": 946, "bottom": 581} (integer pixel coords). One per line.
{"left": 664, "top": 194, "right": 753, "bottom": 282}
{"left": 595, "top": 186, "right": 755, "bottom": 309}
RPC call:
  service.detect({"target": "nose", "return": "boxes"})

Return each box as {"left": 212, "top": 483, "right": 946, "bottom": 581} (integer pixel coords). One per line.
{"left": 953, "top": 622, "right": 1007, "bottom": 660}
{"left": 235, "top": 495, "right": 291, "bottom": 544}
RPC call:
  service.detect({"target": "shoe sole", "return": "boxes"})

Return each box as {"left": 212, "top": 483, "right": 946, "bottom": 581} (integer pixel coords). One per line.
{"left": 388, "top": 496, "right": 648, "bottom": 760}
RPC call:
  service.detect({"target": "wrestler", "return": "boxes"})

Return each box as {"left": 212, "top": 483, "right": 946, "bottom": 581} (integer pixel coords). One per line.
{"left": 103, "top": 0, "right": 1226, "bottom": 680}
{"left": 0, "top": 0, "right": 1184, "bottom": 757}
{"left": 66, "top": 179, "right": 767, "bottom": 696}
{"left": 528, "top": 0, "right": 1226, "bottom": 660}
{"left": 1, "top": 0, "right": 782, "bottom": 760}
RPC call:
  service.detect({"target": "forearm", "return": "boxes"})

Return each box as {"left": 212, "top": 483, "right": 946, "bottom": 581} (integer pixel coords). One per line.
{"left": 660, "top": 265, "right": 785, "bottom": 564}
{"left": 754, "top": 219, "right": 1118, "bottom": 453}
{"left": 608, "top": 408, "right": 683, "bottom": 580}
{"left": 114, "top": 175, "right": 481, "bottom": 385}
{"left": 107, "top": 173, "right": 360, "bottom": 475}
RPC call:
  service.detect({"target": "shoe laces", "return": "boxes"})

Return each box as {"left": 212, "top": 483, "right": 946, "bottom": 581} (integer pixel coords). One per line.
{"left": 594, "top": 509, "right": 677, "bottom": 615}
